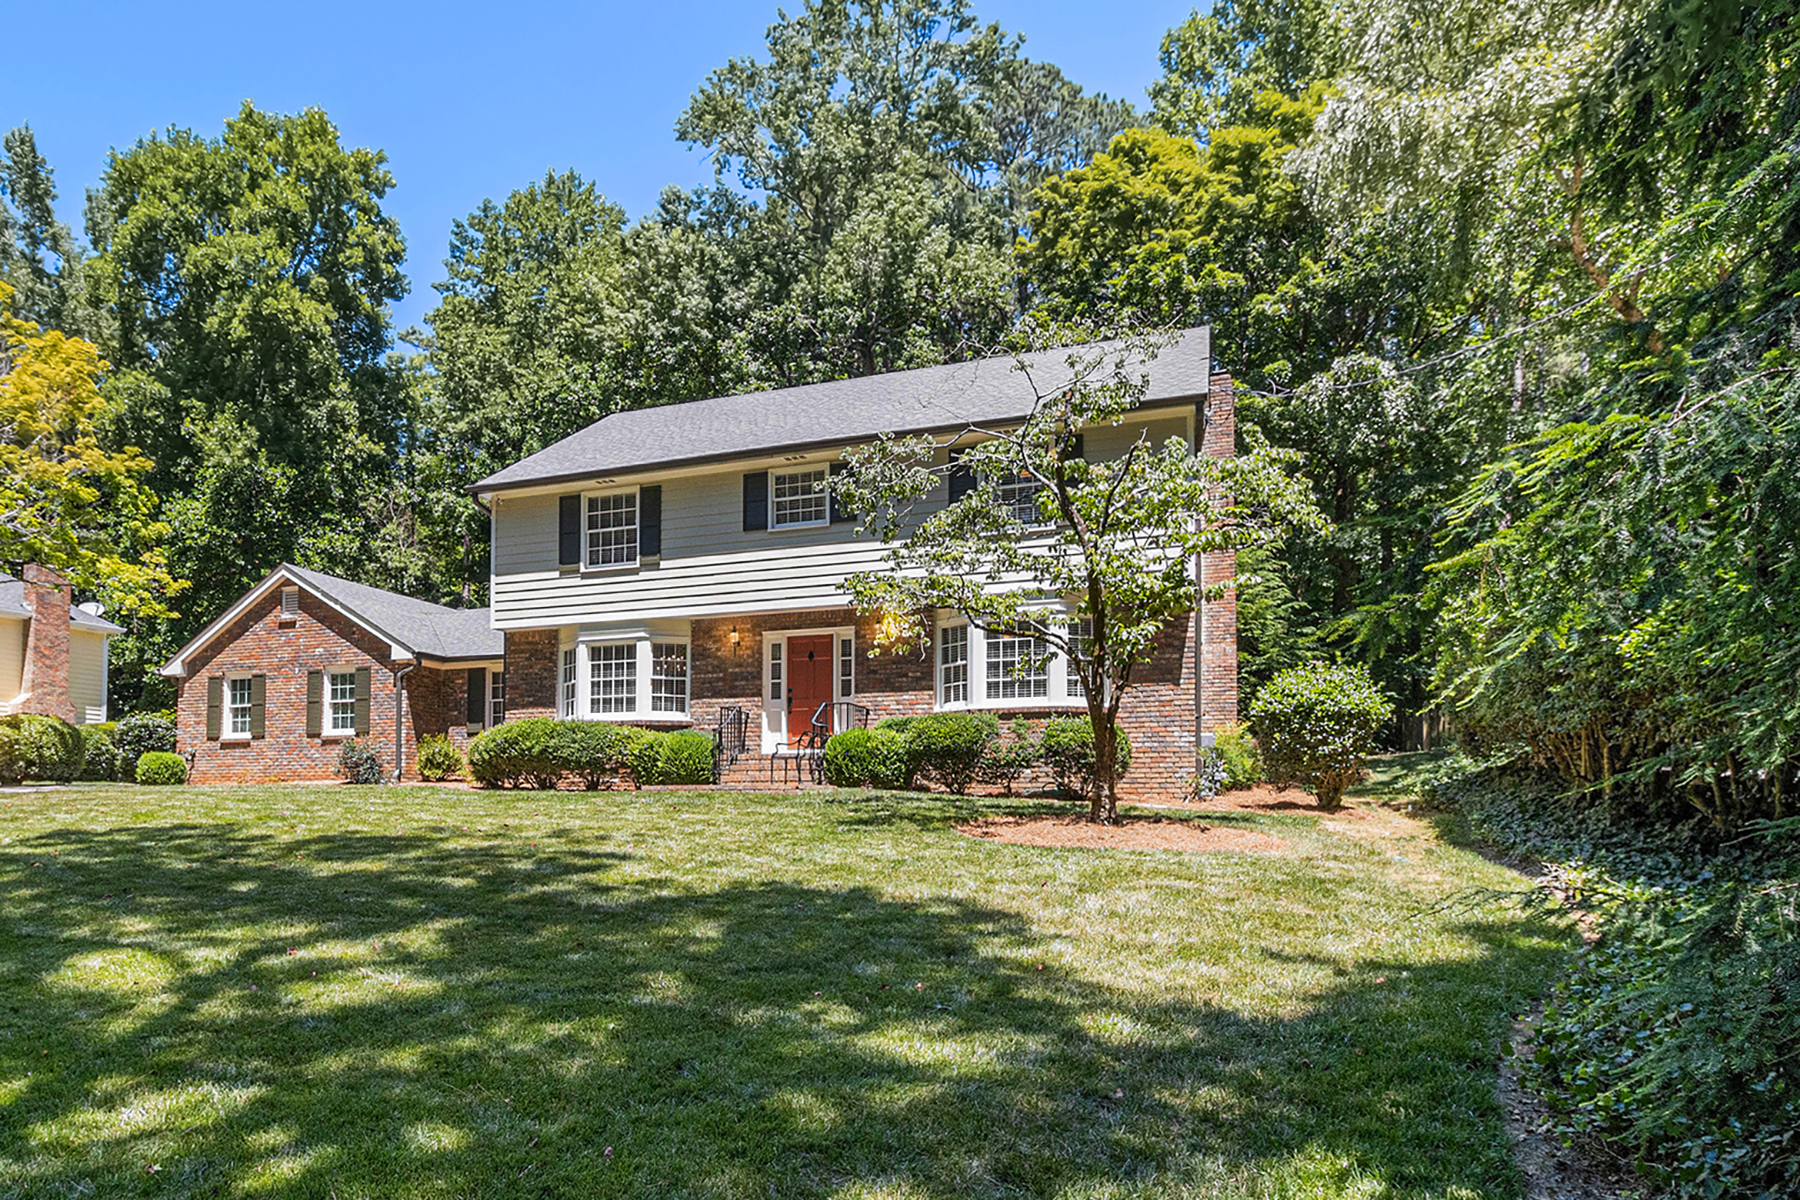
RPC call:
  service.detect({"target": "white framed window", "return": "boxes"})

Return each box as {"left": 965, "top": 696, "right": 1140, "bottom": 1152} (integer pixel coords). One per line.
{"left": 771, "top": 467, "right": 829, "bottom": 528}
{"left": 938, "top": 623, "right": 969, "bottom": 706}
{"left": 1065, "top": 617, "right": 1094, "bottom": 700}
{"left": 327, "top": 670, "right": 357, "bottom": 735}
{"left": 585, "top": 489, "right": 638, "bottom": 568}
{"left": 839, "top": 636, "right": 855, "bottom": 697}
{"left": 993, "top": 470, "right": 1047, "bottom": 525}
{"left": 560, "top": 648, "right": 577, "bottom": 718}
{"left": 591, "top": 643, "right": 636, "bottom": 714}
{"left": 986, "top": 630, "right": 1050, "bottom": 701}
{"left": 489, "top": 671, "right": 506, "bottom": 726}
{"left": 227, "top": 676, "right": 253, "bottom": 736}
{"left": 769, "top": 640, "right": 783, "bottom": 701}
{"left": 933, "top": 611, "right": 1089, "bottom": 711}
{"left": 651, "top": 642, "right": 688, "bottom": 713}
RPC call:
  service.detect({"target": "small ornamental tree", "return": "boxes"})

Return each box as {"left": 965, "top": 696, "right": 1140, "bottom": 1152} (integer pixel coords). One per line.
{"left": 1249, "top": 661, "right": 1389, "bottom": 810}
{"left": 837, "top": 320, "right": 1324, "bottom": 823}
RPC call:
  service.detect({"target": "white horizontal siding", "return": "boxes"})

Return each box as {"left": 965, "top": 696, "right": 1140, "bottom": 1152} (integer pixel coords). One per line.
{"left": 0, "top": 617, "right": 23, "bottom": 706}
{"left": 490, "top": 413, "right": 1196, "bottom": 629}
{"left": 69, "top": 630, "right": 108, "bottom": 723}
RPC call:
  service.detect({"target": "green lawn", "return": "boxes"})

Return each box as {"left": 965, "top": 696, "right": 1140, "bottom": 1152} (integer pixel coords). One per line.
{"left": 0, "top": 779, "right": 1568, "bottom": 1199}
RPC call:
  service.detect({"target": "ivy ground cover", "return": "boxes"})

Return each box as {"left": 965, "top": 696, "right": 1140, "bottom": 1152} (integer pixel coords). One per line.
{"left": 0, "top": 783, "right": 1569, "bottom": 1198}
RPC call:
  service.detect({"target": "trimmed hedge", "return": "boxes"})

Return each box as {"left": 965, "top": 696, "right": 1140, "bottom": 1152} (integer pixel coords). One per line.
{"left": 135, "top": 751, "right": 187, "bottom": 785}
{"left": 904, "top": 712, "right": 997, "bottom": 795}
{"left": 115, "top": 711, "right": 177, "bottom": 778}
{"left": 0, "top": 714, "right": 84, "bottom": 785}
{"left": 823, "top": 727, "right": 916, "bottom": 790}
{"left": 1249, "top": 661, "right": 1388, "bottom": 810}
{"left": 1040, "top": 716, "right": 1132, "bottom": 802}
{"left": 416, "top": 734, "right": 464, "bottom": 782}
{"left": 467, "top": 719, "right": 712, "bottom": 790}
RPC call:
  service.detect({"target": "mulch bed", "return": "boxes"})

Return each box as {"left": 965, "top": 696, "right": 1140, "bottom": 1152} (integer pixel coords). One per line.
{"left": 956, "top": 813, "right": 1288, "bottom": 854}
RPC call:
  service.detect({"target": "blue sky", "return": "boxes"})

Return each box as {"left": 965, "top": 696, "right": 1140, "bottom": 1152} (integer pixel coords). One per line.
{"left": 3, "top": 1, "right": 1196, "bottom": 336}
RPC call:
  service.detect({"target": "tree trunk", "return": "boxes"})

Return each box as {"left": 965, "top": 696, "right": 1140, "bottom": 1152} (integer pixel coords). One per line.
{"left": 1088, "top": 698, "right": 1120, "bottom": 825}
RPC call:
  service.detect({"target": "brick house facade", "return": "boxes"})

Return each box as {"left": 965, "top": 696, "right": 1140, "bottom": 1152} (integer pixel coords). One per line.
{"left": 163, "top": 565, "right": 502, "bottom": 783}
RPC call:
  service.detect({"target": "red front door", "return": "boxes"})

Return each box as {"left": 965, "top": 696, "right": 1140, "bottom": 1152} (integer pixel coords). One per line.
{"left": 786, "top": 634, "right": 835, "bottom": 747}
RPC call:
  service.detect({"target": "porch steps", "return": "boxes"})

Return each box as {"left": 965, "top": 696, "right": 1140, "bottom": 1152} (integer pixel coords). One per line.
{"left": 715, "top": 753, "right": 824, "bottom": 791}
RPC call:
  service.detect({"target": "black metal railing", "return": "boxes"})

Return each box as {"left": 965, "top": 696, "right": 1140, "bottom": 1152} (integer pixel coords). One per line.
{"left": 712, "top": 705, "right": 750, "bottom": 784}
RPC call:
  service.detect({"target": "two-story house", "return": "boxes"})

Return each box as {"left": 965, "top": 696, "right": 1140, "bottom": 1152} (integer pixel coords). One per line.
{"left": 473, "top": 326, "right": 1237, "bottom": 798}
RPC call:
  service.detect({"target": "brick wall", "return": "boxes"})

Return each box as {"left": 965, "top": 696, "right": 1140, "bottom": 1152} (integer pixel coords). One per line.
{"left": 176, "top": 588, "right": 469, "bottom": 783}
{"left": 500, "top": 629, "right": 561, "bottom": 720}
{"left": 1200, "top": 370, "right": 1239, "bottom": 734}
{"left": 19, "top": 563, "right": 74, "bottom": 723}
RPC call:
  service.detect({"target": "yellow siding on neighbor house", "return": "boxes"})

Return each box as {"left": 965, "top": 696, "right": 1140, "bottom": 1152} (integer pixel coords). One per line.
{"left": 69, "top": 629, "right": 108, "bottom": 724}
{"left": 0, "top": 616, "right": 23, "bottom": 705}
{"left": 488, "top": 414, "right": 1193, "bottom": 630}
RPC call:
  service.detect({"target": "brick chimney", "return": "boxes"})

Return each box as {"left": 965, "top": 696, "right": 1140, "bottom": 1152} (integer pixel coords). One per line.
{"left": 20, "top": 563, "right": 75, "bottom": 723}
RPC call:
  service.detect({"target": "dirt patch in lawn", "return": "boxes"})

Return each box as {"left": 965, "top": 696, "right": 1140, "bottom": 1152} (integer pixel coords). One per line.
{"left": 957, "top": 814, "right": 1288, "bottom": 854}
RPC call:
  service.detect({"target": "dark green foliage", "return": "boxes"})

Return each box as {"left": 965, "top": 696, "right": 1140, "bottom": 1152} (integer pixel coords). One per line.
{"left": 626, "top": 730, "right": 665, "bottom": 789}
{"left": 133, "top": 750, "right": 186, "bottom": 785}
{"left": 337, "top": 738, "right": 385, "bottom": 785}
{"left": 1249, "top": 662, "right": 1387, "bottom": 809}
{"left": 823, "top": 727, "right": 916, "bottom": 791}
{"left": 0, "top": 714, "right": 84, "bottom": 784}
{"left": 550, "top": 722, "right": 637, "bottom": 790}
{"left": 114, "top": 711, "right": 177, "bottom": 779}
{"left": 1212, "top": 725, "right": 1262, "bottom": 791}
{"left": 651, "top": 731, "right": 717, "bottom": 786}
{"left": 467, "top": 718, "right": 563, "bottom": 789}
{"left": 976, "top": 720, "right": 1039, "bottom": 795}
{"left": 78, "top": 726, "right": 119, "bottom": 782}
{"left": 415, "top": 734, "right": 464, "bottom": 783}
{"left": 1038, "top": 717, "right": 1132, "bottom": 803}
{"left": 1432, "top": 372, "right": 1800, "bottom": 830}
{"left": 1432, "top": 760, "right": 1800, "bottom": 1198}
{"left": 903, "top": 711, "right": 997, "bottom": 795}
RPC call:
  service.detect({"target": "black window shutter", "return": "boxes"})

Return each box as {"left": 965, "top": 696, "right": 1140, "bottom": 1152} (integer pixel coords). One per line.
{"left": 354, "top": 666, "right": 372, "bottom": 736}
{"left": 639, "top": 485, "right": 662, "bottom": 558}
{"left": 828, "top": 462, "right": 852, "bottom": 523}
{"left": 948, "top": 448, "right": 976, "bottom": 502}
{"left": 206, "top": 676, "right": 223, "bottom": 740}
{"left": 306, "top": 670, "right": 323, "bottom": 738}
{"left": 250, "top": 674, "right": 267, "bottom": 739}
{"left": 558, "top": 494, "right": 581, "bottom": 566}
{"left": 742, "top": 471, "right": 768, "bottom": 531}
{"left": 466, "top": 667, "right": 486, "bottom": 730}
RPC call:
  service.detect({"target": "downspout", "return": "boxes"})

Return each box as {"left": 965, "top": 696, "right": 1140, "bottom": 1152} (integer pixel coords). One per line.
{"left": 392, "top": 662, "right": 418, "bottom": 783}
{"left": 1195, "top": 395, "right": 1209, "bottom": 756}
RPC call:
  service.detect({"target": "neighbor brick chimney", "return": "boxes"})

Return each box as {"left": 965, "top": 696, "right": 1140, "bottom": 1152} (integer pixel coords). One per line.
{"left": 20, "top": 563, "right": 75, "bottom": 723}
{"left": 1197, "top": 372, "right": 1238, "bottom": 738}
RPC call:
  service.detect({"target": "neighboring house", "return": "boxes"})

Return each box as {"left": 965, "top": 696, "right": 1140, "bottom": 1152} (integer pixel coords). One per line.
{"left": 159, "top": 565, "right": 503, "bottom": 783}
{"left": 0, "top": 564, "right": 124, "bottom": 725}
{"left": 472, "top": 326, "right": 1236, "bottom": 799}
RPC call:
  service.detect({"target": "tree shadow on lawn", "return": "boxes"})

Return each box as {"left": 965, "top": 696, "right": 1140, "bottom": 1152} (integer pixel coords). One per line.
{"left": 0, "top": 820, "right": 1563, "bottom": 1198}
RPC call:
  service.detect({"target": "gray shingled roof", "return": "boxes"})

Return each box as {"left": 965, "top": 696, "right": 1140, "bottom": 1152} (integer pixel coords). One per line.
{"left": 282, "top": 565, "right": 502, "bottom": 661}
{"left": 0, "top": 573, "right": 127, "bottom": 634}
{"left": 473, "top": 326, "right": 1211, "bottom": 493}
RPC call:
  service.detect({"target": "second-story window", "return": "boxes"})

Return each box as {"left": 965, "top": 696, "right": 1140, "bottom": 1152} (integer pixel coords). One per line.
{"left": 586, "top": 490, "right": 638, "bottom": 567}
{"left": 993, "top": 470, "right": 1047, "bottom": 525}
{"left": 771, "top": 467, "right": 828, "bottom": 528}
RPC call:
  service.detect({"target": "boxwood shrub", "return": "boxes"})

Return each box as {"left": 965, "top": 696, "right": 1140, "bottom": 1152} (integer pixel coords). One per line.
{"left": 0, "top": 714, "right": 84, "bottom": 784}
{"left": 1248, "top": 661, "right": 1388, "bottom": 809}
{"left": 135, "top": 750, "right": 187, "bottom": 785}
{"left": 1039, "top": 716, "right": 1132, "bottom": 802}
{"left": 647, "top": 730, "right": 716, "bottom": 785}
{"left": 823, "top": 726, "right": 916, "bottom": 790}
{"left": 467, "top": 718, "right": 563, "bottom": 789}
{"left": 904, "top": 711, "right": 997, "bottom": 795}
